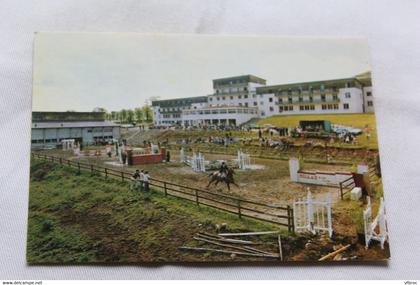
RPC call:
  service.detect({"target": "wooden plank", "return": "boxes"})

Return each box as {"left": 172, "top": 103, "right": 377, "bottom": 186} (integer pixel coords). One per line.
{"left": 218, "top": 231, "right": 281, "bottom": 237}
{"left": 278, "top": 235, "right": 283, "bottom": 261}
{"left": 179, "top": 246, "right": 279, "bottom": 258}
{"left": 318, "top": 244, "right": 351, "bottom": 261}
{"left": 196, "top": 233, "right": 256, "bottom": 245}
{"left": 193, "top": 237, "right": 277, "bottom": 257}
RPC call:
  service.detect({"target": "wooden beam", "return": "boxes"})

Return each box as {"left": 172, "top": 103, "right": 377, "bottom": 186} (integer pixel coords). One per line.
{"left": 318, "top": 244, "right": 351, "bottom": 261}
{"left": 278, "top": 235, "right": 283, "bottom": 261}
{"left": 197, "top": 233, "right": 255, "bottom": 245}
{"left": 218, "top": 231, "right": 281, "bottom": 237}
{"left": 179, "top": 246, "right": 279, "bottom": 259}
{"left": 193, "top": 237, "right": 277, "bottom": 257}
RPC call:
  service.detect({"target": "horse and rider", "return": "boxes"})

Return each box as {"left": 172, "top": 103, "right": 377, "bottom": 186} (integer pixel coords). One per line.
{"left": 207, "top": 161, "right": 238, "bottom": 191}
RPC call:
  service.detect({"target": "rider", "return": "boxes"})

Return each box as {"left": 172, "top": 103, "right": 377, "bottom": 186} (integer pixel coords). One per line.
{"left": 219, "top": 161, "right": 228, "bottom": 176}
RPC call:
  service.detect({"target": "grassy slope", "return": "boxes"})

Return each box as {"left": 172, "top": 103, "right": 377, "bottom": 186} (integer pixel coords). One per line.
{"left": 258, "top": 113, "right": 378, "bottom": 148}
{"left": 27, "top": 160, "right": 281, "bottom": 263}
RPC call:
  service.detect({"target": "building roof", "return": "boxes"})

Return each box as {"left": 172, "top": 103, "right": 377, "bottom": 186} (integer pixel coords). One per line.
{"left": 213, "top": 75, "right": 266, "bottom": 87}
{"left": 32, "top": 121, "right": 120, "bottom": 129}
{"left": 32, "top": 111, "right": 106, "bottom": 122}
{"left": 256, "top": 72, "right": 372, "bottom": 94}
{"left": 151, "top": 96, "right": 208, "bottom": 107}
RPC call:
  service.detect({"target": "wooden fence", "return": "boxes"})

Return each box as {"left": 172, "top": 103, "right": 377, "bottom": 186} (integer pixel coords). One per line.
{"left": 31, "top": 153, "right": 294, "bottom": 232}
{"left": 338, "top": 176, "right": 356, "bottom": 200}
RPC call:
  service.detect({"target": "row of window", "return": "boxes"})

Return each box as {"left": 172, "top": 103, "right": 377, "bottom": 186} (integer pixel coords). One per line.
{"left": 279, "top": 94, "right": 339, "bottom": 103}
{"left": 266, "top": 82, "right": 357, "bottom": 95}
{"left": 184, "top": 108, "right": 258, "bottom": 115}
{"left": 215, "top": 87, "right": 248, "bottom": 94}
{"left": 280, "top": 103, "right": 349, "bottom": 112}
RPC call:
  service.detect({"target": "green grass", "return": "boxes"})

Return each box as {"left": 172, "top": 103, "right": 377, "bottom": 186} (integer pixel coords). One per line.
{"left": 258, "top": 113, "right": 378, "bottom": 148}
{"left": 27, "top": 160, "right": 282, "bottom": 263}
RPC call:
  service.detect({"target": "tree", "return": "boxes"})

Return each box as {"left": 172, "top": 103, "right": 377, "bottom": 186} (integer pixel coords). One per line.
{"left": 134, "top": 107, "right": 143, "bottom": 123}
{"left": 127, "top": 109, "right": 135, "bottom": 124}
{"left": 142, "top": 105, "right": 153, "bottom": 122}
{"left": 111, "top": 111, "right": 117, "bottom": 121}
{"left": 120, "top": 109, "right": 128, "bottom": 123}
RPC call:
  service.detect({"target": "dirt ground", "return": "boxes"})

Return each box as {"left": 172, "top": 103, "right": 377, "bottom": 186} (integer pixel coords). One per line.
{"left": 36, "top": 147, "right": 349, "bottom": 207}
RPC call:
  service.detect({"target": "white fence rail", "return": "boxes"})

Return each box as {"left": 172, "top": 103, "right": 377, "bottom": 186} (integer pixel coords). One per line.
{"left": 363, "top": 197, "right": 388, "bottom": 249}
{"left": 237, "top": 150, "right": 251, "bottom": 170}
{"left": 293, "top": 190, "right": 333, "bottom": 237}
{"left": 191, "top": 152, "right": 206, "bottom": 172}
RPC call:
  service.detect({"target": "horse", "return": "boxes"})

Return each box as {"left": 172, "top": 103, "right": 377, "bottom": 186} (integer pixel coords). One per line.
{"left": 206, "top": 167, "right": 238, "bottom": 191}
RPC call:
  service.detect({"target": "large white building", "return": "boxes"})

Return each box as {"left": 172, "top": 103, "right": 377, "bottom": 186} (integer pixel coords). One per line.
{"left": 152, "top": 72, "right": 374, "bottom": 127}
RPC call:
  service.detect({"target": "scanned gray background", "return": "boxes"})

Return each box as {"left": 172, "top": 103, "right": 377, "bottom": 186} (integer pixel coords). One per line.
{"left": 1, "top": 0, "right": 420, "bottom": 280}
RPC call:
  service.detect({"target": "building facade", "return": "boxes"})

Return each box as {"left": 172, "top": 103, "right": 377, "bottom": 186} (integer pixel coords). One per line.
{"left": 31, "top": 112, "right": 120, "bottom": 149}
{"left": 152, "top": 72, "right": 374, "bottom": 127}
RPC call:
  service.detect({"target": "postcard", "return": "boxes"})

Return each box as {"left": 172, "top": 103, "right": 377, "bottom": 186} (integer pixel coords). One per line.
{"left": 28, "top": 33, "right": 389, "bottom": 263}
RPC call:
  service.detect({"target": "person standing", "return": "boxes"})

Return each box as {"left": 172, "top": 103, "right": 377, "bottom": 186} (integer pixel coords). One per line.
{"left": 131, "top": 169, "right": 140, "bottom": 191}
{"left": 139, "top": 169, "right": 145, "bottom": 192}
{"left": 143, "top": 171, "right": 150, "bottom": 192}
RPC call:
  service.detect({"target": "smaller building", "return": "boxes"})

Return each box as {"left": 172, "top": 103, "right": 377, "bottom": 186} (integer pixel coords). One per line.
{"left": 31, "top": 112, "right": 120, "bottom": 149}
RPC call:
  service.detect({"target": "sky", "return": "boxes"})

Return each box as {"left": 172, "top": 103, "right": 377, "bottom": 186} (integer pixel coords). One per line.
{"left": 32, "top": 33, "right": 371, "bottom": 112}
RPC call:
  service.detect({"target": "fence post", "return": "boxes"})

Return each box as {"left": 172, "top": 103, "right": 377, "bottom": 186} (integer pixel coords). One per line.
{"left": 105, "top": 168, "right": 108, "bottom": 179}
{"left": 164, "top": 182, "right": 167, "bottom": 196}
{"left": 121, "top": 171, "right": 124, "bottom": 182}
{"left": 237, "top": 200, "right": 242, "bottom": 219}
{"left": 90, "top": 165, "right": 93, "bottom": 175}
{"left": 287, "top": 205, "right": 293, "bottom": 233}
{"left": 195, "top": 189, "right": 199, "bottom": 206}
{"left": 68, "top": 160, "right": 70, "bottom": 167}
{"left": 59, "top": 157, "right": 62, "bottom": 165}
{"left": 77, "top": 162, "right": 80, "bottom": 174}
{"left": 339, "top": 182, "right": 344, "bottom": 200}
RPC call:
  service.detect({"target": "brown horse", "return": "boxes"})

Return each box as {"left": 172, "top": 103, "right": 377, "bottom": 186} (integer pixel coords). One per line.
{"left": 206, "top": 167, "right": 238, "bottom": 191}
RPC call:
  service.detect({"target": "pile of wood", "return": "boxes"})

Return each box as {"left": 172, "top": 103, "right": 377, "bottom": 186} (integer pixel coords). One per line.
{"left": 179, "top": 231, "right": 284, "bottom": 261}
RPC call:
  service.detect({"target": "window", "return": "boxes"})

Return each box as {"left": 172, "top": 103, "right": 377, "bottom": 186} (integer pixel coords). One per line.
{"left": 253, "top": 102, "right": 258, "bottom": 106}
{"left": 300, "top": 106, "right": 304, "bottom": 111}
{"left": 333, "top": 94, "right": 338, "bottom": 100}
{"left": 244, "top": 102, "right": 248, "bottom": 107}
{"left": 289, "top": 106, "right": 293, "bottom": 111}
{"left": 345, "top": 92, "right": 351, "bottom": 98}
{"left": 367, "top": 92, "right": 372, "bottom": 96}
{"left": 217, "top": 97, "right": 220, "bottom": 101}
{"left": 244, "top": 94, "right": 248, "bottom": 99}
{"left": 322, "top": 105, "right": 327, "bottom": 110}
{"left": 367, "top": 101, "right": 373, "bottom": 107}
{"left": 309, "top": 96, "right": 313, "bottom": 102}
{"left": 327, "top": 104, "right": 333, "bottom": 110}
{"left": 269, "top": 106, "right": 274, "bottom": 112}
{"left": 239, "top": 103, "right": 242, "bottom": 106}
{"left": 279, "top": 106, "right": 283, "bottom": 112}
{"left": 252, "top": 93, "right": 256, "bottom": 98}
{"left": 343, "top": 103, "right": 349, "bottom": 109}
{"left": 279, "top": 98, "right": 283, "bottom": 103}
{"left": 238, "top": 95, "right": 242, "bottom": 99}
{"left": 260, "top": 101, "right": 264, "bottom": 105}
{"left": 321, "top": 94, "right": 326, "bottom": 102}
{"left": 222, "top": 97, "right": 226, "bottom": 100}
{"left": 299, "top": 96, "right": 303, "bottom": 102}
{"left": 333, "top": 104, "right": 339, "bottom": 109}
{"left": 310, "top": 105, "right": 315, "bottom": 110}
{"left": 304, "top": 105, "right": 310, "bottom": 110}
{"left": 269, "top": 97, "right": 273, "bottom": 102}
{"left": 230, "top": 96, "right": 233, "bottom": 100}
{"left": 288, "top": 97, "right": 293, "bottom": 103}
